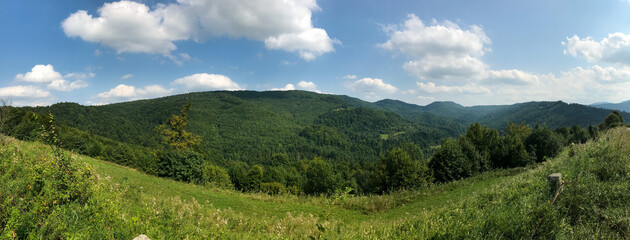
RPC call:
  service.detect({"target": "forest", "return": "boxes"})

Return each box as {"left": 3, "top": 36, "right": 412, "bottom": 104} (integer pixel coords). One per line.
{"left": 2, "top": 91, "right": 626, "bottom": 196}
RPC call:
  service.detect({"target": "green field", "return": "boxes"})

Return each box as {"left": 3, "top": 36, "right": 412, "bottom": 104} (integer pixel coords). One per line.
{"left": 2, "top": 128, "right": 630, "bottom": 239}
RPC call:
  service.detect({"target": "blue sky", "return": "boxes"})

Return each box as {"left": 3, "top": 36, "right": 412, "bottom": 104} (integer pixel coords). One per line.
{"left": 2, "top": 0, "right": 630, "bottom": 106}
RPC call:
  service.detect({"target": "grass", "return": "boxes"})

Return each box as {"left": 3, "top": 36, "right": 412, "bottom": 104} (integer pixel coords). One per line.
{"left": 2, "top": 128, "right": 630, "bottom": 238}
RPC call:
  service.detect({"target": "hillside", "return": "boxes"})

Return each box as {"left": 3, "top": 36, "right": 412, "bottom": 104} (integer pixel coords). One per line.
{"left": 376, "top": 99, "right": 630, "bottom": 129}
{"left": 24, "top": 91, "right": 461, "bottom": 165}
{"left": 592, "top": 100, "right": 630, "bottom": 113}
{"left": 3, "top": 128, "right": 630, "bottom": 238}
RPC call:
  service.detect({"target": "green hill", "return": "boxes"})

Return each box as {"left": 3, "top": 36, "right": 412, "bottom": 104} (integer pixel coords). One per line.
{"left": 24, "top": 91, "right": 460, "bottom": 165}
{"left": 592, "top": 100, "right": 630, "bottom": 113}
{"left": 3, "top": 127, "right": 630, "bottom": 238}
{"left": 376, "top": 99, "right": 630, "bottom": 129}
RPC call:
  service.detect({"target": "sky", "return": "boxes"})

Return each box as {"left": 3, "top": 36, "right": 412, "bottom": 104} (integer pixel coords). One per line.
{"left": 2, "top": 0, "right": 630, "bottom": 107}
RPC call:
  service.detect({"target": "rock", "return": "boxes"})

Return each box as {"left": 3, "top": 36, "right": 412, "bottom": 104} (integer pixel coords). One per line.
{"left": 133, "top": 234, "right": 150, "bottom": 240}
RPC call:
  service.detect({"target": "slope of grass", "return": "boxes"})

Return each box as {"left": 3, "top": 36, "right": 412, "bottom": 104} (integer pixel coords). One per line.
{"left": 2, "top": 128, "right": 630, "bottom": 238}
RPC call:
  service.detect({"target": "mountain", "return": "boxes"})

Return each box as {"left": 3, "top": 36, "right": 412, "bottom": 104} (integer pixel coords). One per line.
{"left": 21, "top": 91, "right": 626, "bottom": 166}
{"left": 591, "top": 100, "right": 630, "bottom": 113}
{"left": 25, "top": 91, "right": 460, "bottom": 165}
{"left": 376, "top": 99, "right": 629, "bottom": 129}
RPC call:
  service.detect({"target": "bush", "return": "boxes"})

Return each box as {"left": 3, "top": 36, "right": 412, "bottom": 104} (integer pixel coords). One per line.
{"left": 202, "top": 163, "right": 232, "bottom": 188}
{"left": 157, "top": 149, "right": 204, "bottom": 183}
{"left": 259, "top": 182, "right": 286, "bottom": 195}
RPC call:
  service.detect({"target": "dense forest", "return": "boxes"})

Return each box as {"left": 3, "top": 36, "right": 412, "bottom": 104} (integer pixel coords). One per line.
{"left": 2, "top": 91, "right": 627, "bottom": 195}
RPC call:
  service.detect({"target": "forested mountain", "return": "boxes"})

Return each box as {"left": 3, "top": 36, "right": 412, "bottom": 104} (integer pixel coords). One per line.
{"left": 376, "top": 99, "right": 630, "bottom": 129}
{"left": 7, "top": 90, "right": 625, "bottom": 195}
{"left": 592, "top": 100, "right": 630, "bottom": 113}
{"left": 24, "top": 91, "right": 460, "bottom": 165}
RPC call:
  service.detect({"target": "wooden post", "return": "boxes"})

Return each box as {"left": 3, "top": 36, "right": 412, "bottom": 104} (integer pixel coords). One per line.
{"left": 548, "top": 173, "right": 562, "bottom": 198}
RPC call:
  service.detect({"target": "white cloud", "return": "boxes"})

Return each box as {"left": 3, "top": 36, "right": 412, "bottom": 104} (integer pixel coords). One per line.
{"left": 403, "top": 55, "right": 487, "bottom": 80}
{"left": 380, "top": 15, "right": 490, "bottom": 59}
{"left": 62, "top": 1, "right": 186, "bottom": 55}
{"left": 417, "top": 81, "right": 490, "bottom": 94}
{"left": 121, "top": 74, "right": 134, "bottom": 80}
{"left": 96, "top": 84, "right": 174, "bottom": 103}
{"left": 271, "top": 83, "right": 296, "bottom": 91}
{"left": 0, "top": 85, "right": 51, "bottom": 98}
{"left": 47, "top": 79, "right": 88, "bottom": 92}
{"left": 485, "top": 69, "right": 540, "bottom": 85}
{"left": 296, "top": 81, "right": 318, "bottom": 91}
{"left": 271, "top": 81, "right": 320, "bottom": 92}
{"left": 14, "top": 64, "right": 89, "bottom": 91}
{"left": 380, "top": 14, "right": 491, "bottom": 80}
{"left": 563, "top": 33, "right": 630, "bottom": 65}
{"left": 15, "top": 64, "right": 63, "bottom": 83}
{"left": 62, "top": 0, "right": 337, "bottom": 61}
{"left": 173, "top": 73, "right": 242, "bottom": 90}
{"left": 343, "top": 74, "right": 357, "bottom": 80}
{"left": 348, "top": 78, "right": 398, "bottom": 94}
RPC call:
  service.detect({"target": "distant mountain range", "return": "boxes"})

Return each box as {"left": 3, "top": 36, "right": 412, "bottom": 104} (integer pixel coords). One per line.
{"left": 591, "top": 100, "right": 630, "bottom": 113}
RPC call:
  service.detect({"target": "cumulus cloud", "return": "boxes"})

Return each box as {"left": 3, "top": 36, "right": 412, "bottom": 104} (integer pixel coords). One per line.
{"left": 417, "top": 81, "right": 490, "bottom": 94}
{"left": 62, "top": 0, "right": 338, "bottom": 60}
{"left": 47, "top": 79, "right": 88, "bottom": 92}
{"left": 380, "top": 14, "right": 490, "bottom": 59}
{"left": 403, "top": 55, "right": 487, "bottom": 80}
{"left": 563, "top": 33, "right": 630, "bottom": 65}
{"left": 0, "top": 85, "right": 51, "bottom": 98}
{"left": 173, "top": 73, "right": 242, "bottom": 90}
{"left": 485, "top": 69, "right": 540, "bottom": 85}
{"left": 96, "top": 84, "right": 174, "bottom": 103}
{"left": 15, "top": 64, "right": 63, "bottom": 83}
{"left": 348, "top": 78, "right": 398, "bottom": 94}
{"left": 14, "top": 64, "right": 89, "bottom": 91}
{"left": 271, "top": 81, "right": 320, "bottom": 92}
{"left": 380, "top": 14, "right": 490, "bottom": 80}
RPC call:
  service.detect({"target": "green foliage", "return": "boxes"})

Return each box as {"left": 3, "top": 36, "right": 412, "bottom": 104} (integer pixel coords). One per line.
{"left": 602, "top": 110, "right": 624, "bottom": 130}
{"left": 246, "top": 164, "right": 264, "bottom": 191}
{"left": 201, "top": 163, "right": 232, "bottom": 188}
{"left": 155, "top": 103, "right": 201, "bottom": 151}
{"left": 304, "top": 158, "right": 339, "bottom": 195}
{"left": 525, "top": 125, "right": 563, "bottom": 162}
{"left": 376, "top": 145, "right": 430, "bottom": 193}
{"left": 156, "top": 149, "right": 204, "bottom": 183}
{"left": 429, "top": 138, "right": 470, "bottom": 182}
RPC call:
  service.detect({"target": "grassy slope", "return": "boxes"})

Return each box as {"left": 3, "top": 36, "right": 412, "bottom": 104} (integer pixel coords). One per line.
{"left": 4, "top": 128, "right": 630, "bottom": 238}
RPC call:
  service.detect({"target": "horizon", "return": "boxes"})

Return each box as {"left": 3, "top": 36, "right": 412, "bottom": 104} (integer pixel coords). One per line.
{"left": 3, "top": 0, "right": 630, "bottom": 106}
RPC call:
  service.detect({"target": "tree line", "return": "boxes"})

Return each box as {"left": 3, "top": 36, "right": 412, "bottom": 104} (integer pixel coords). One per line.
{"left": 1, "top": 100, "right": 624, "bottom": 196}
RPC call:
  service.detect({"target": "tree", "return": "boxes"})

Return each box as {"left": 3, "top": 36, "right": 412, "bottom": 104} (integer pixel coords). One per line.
{"left": 0, "top": 98, "right": 14, "bottom": 144}
{"left": 377, "top": 146, "right": 430, "bottom": 193}
{"left": 202, "top": 163, "right": 232, "bottom": 188}
{"left": 246, "top": 165, "right": 264, "bottom": 191}
{"left": 602, "top": 110, "right": 624, "bottom": 130}
{"left": 155, "top": 103, "right": 201, "bottom": 151}
{"left": 304, "top": 157, "right": 338, "bottom": 195}
{"left": 499, "top": 135, "right": 531, "bottom": 168}
{"left": 525, "top": 125, "right": 562, "bottom": 162}
{"left": 429, "top": 138, "right": 470, "bottom": 182}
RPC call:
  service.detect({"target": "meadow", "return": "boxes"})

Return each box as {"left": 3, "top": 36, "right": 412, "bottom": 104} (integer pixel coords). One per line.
{"left": 2, "top": 128, "right": 629, "bottom": 239}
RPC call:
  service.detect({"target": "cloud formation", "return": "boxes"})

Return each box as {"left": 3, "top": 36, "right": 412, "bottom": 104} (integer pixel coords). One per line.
{"left": 173, "top": 73, "right": 242, "bottom": 90}
{"left": 14, "top": 64, "right": 89, "bottom": 92}
{"left": 380, "top": 14, "right": 490, "bottom": 80}
{"left": 271, "top": 81, "right": 320, "bottom": 92}
{"left": 0, "top": 85, "right": 50, "bottom": 98}
{"left": 563, "top": 33, "right": 630, "bottom": 65}
{"left": 348, "top": 78, "right": 398, "bottom": 94}
{"left": 95, "top": 84, "right": 174, "bottom": 104}
{"left": 62, "top": 0, "right": 338, "bottom": 60}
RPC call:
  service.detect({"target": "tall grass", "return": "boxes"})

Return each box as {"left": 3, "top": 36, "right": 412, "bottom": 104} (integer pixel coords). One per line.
{"left": 1, "top": 128, "right": 630, "bottom": 238}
